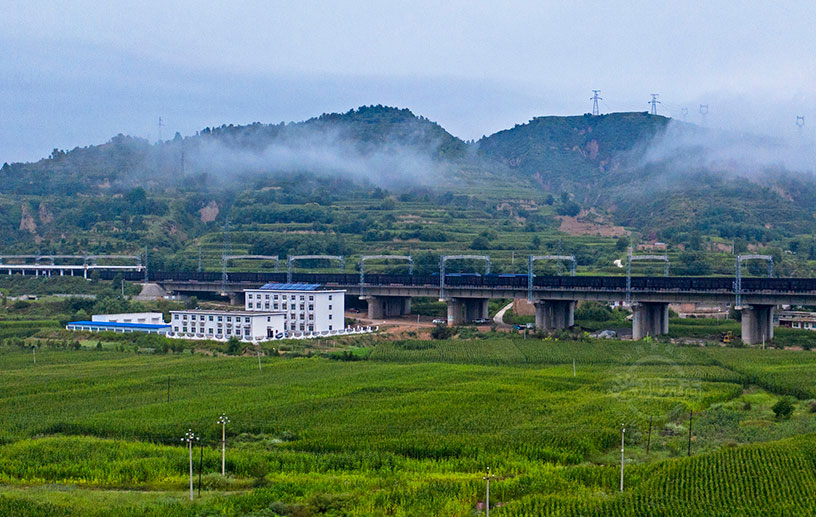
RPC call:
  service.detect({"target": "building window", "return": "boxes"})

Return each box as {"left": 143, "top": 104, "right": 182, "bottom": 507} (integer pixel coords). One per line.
{"left": 182, "top": 315, "right": 188, "bottom": 321}
{"left": 199, "top": 327, "right": 205, "bottom": 334}
{"left": 308, "top": 304, "right": 313, "bottom": 311}
{"left": 245, "top": 329, "right": 250, "bottom": 336}
{"left": 209, "top": 315, "right": 213, "bottom": 321}
{"left": 309, "top": 295, "right": 314, "bottom": 301}
{"left": 329, "top": 305, "right": 332, "bottom": 310}
{"left": 174, "top": 314, "right": 179, "bottom": 320}
{"left": 245, "top": 317, "right": 250, "bottom": 323}
{"left": 182, "top": 327, "right": 187, "bottom": 332}
{"left": 226, "top": 316, "right": 232, "bottom": 322}
{"left": 174, "top": 326, "right": 179, "bottom": 332}
{"left": 218, "top": 316, "right": 223, "bottom": 322}
{"left": 291, "top": 295, "right": 296, "bottom": 300}
{"left": 329, "top": 314, "right": 332, "bottom": 320}
{"left": 300, "top": 304, "right": 305, "bottom": 310}
{"left": 265, "top": 303, "right": 270, "bottom": 309}
{"left": 329, "top": 325, "right": 333, "bottom": 330}
{"left": 208, "top": 328, "right": 213, "bottom": 334}
{"left": 328, "top": 295, "right": 332, "bottom": 300}
{"left": 309, "top": 314, "right": 314, "bottom": 320}
{"left": 283, "top": 303, "right": 287, "bottom": 310}
{"left": 274, "top": 294, "right": 279, "bottom": 300}
{"left": 265, "top": 294, "right": 270, "bottom": 300}
{"left": 308, "top": 325, "right": 314, "bottom": 332}
{"left": 248, "top": 302, "right": 253, "bottom": 308}
{"left": 274, "top": 303, "right": 279, "bottom": 310}
{"left": 299, "top": 324, "right": 305, "bottom": 331}
{"left": 300, "top": 295, "right": 305, "bottom": 300}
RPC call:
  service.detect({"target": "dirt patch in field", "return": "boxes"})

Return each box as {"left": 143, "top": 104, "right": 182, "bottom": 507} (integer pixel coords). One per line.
{"left": 558, "top": 209, "right": 628, "bottom": 237}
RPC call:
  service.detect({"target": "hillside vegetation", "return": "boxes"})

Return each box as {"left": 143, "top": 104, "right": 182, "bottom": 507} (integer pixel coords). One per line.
{"left": 2, "top": 106, "right": 815, "bottom": 275}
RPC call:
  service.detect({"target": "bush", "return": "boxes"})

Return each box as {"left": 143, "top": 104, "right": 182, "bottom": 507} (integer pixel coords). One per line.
{"left": 430, "top": 324, "right": 455, "bottom": 340}
{"left": 772, "top": 397, "right": 795, "bottom": 420}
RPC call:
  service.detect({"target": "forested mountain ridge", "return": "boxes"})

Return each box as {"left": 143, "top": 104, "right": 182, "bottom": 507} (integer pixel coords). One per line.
{"left": 1, "top": 105, "right": 815, "bottom": 267}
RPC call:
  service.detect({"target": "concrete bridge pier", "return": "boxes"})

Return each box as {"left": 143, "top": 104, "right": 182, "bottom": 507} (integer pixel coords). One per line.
{"left": 446, "top": 298, "right": 489, "bottom": 325}
{"left": 632, "top": 302, "right": 670, "bottom": 340}
{"left": 740, "top": 305, "right": 774, "bottom": 345}
{"left": 366, "top": 296, "right": 411, "bottom": 319}
{"left": 534, "top": 300, "right": 576, "bottom": 330}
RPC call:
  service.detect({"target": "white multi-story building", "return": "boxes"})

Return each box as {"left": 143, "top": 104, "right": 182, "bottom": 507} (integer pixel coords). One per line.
{"left": 168, "top": 310, "right": 285, "bottom": 341}
{"left": 244, "top": 283, "right": 345, "bottom": 333}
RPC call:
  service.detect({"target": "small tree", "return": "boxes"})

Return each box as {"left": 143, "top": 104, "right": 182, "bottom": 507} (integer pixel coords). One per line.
{"left": 430, "top": 323, "right": 455, "bottom": 340}
{"left": 772, "top": 397, "right": 795, "bottom": 420}
{"left": 226, "top": 336, "right": 242, "bottom": 355}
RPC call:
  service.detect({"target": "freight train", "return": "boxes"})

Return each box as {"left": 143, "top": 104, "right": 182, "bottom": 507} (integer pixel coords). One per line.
{"left": 100, "top": 271, "right": 816, "bottom": 293}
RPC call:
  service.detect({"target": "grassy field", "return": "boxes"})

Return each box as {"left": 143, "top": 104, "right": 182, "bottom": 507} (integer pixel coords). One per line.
{"left": 2, "top": 335, "right": 816, "bottom": 515}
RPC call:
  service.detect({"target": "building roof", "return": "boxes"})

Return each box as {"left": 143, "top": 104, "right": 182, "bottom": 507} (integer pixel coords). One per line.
{"left": 170, "top": 309, "right": 285, "bottom": 317}
{"left": 253, "top": 282, "right": 345, "bottom": 293}
{"left": 67, "top": 321, "right": 170, "bottom": 330}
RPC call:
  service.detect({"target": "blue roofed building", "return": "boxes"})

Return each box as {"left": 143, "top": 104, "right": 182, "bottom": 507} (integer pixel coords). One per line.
{"left": 66, "top": 320, "right": 171, "bottom": 334}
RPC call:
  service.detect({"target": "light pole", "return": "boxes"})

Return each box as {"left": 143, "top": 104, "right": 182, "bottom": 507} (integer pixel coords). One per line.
{"left": 483, "top": 466, "right": 496, "bottom": 516}
{"left": 181, "top": 429, "right": 199, "bottom": 500}
{"left": 620, "top": 424, "right": 626, "bottom": 492}
{"left": 217, "top": 414, "right": 230, "bottom": 475}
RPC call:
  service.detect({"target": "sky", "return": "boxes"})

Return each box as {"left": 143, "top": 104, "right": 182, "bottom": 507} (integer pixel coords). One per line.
{"left": 2, "top": 0, "right": 815, "bottom": 163}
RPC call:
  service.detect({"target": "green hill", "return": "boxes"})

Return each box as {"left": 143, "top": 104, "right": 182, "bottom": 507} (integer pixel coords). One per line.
{"left": 1, "top": 105, "right": 815, "bottom": 271}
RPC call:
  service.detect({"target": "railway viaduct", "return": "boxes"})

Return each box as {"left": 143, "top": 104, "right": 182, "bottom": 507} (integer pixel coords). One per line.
{"left": 125, "top": 273, "right": 809, "bottom": 345}
{"left": 5, "top": 253, "right": 805, "bottom": 345}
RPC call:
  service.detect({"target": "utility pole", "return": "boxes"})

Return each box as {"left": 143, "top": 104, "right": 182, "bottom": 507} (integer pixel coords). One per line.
{"left": 483, "top": 467, "right": 496, "bottom": 517}
{"left": 572, "top": 358, "right": 576, "bottom": 377}
{"left": 590, "top": 90, "right": 602, "bottom": 116}
{"left": 649, "top": 94, "right": 660, "bottom": 115}
{"left": 217, "top": 414, "right": 230, "bottom": 475}
{"left": 688, "top": 410, "right": 693, "bottom": 456}
{"left": 620, "top": 424, "right": 626, "bottom": 492}
{"left": 181, "top": 429, "right": 199, "bottom": 501}
{"left": 699, "top": 104, "right": 709, "bottom": 126}
{"left": 198, "top": 441, "right": 203, "bottom": 497}
{"left": 32, "top": 346, "right": 36, "bottom": 365}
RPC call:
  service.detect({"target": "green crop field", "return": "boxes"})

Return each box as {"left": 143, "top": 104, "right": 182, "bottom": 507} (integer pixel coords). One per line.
{"left": 2, "top": 337, "right": 816, "bottom": 516}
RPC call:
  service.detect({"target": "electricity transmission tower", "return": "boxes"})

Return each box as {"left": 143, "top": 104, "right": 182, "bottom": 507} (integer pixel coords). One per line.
{"left": 590, "top": 90, "right": 602, "bottom": 116}
{"left": 221, "top": 219, "right": 231, "bottom": 293}
{"left": 648, "top": 94, "right": 660, "bottom": 115}
{"left": 158, "top": 116, "right": 164, "bottom": 142}
{"left": 699, "top": 104, "right": 709, "bottom": 126}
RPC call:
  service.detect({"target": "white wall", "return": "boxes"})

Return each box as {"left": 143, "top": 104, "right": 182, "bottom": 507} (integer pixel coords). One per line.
{"left": 169, "top": 311, "right": 285, "bottom": 340}
{"left": 245, "top": 289, "right": 345, "bottom": 332}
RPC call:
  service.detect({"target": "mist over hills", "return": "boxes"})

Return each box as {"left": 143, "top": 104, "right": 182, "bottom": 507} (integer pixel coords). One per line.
{"left": 1, "top": 104, "right": 815, "bottom": 254}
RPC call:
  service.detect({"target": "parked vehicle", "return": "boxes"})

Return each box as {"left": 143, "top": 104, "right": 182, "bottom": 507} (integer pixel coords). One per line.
{"left": 432, "top": 319, "right": 446, "bottom": 325}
